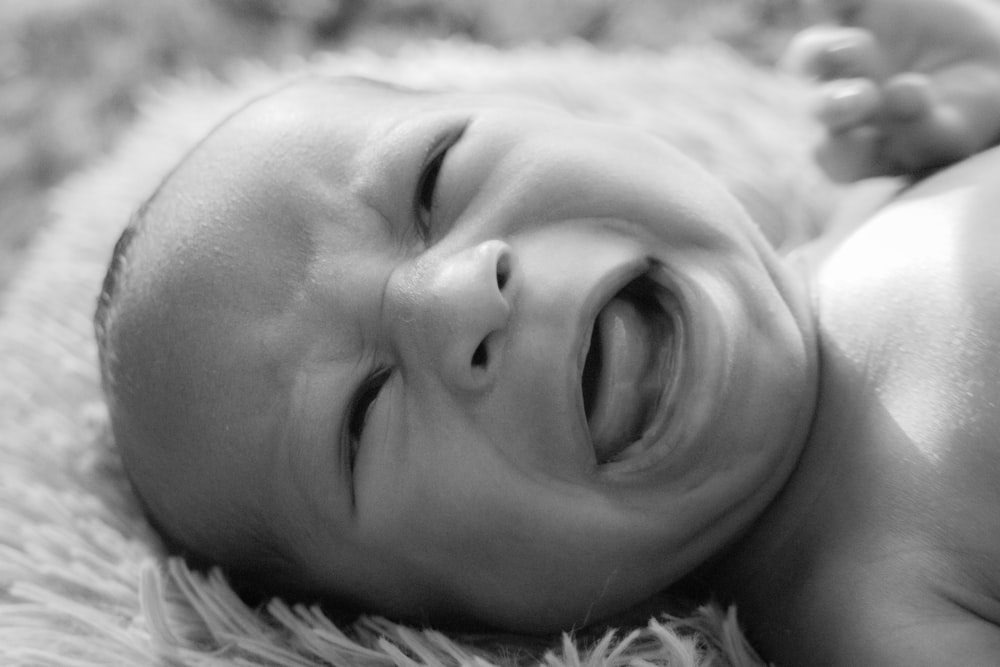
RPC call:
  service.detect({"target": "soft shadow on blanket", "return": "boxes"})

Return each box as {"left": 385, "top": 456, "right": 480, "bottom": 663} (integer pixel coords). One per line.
{"left": 0, "top": 41, "right": 836, "bottom": 666}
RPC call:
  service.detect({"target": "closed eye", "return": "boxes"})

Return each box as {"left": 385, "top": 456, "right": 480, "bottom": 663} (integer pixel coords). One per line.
{"left": 414, "top": 124, "right": 467, "bottom": 241}
{"left": 416, "top": 149, "right": 446, "bottom": 226}
{"left": 346, "top": 367, "right": 391, "bottom": 468}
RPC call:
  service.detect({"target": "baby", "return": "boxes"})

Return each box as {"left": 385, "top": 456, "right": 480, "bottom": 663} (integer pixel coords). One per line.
{"left": 93, "top": 0, "right": 1000, "bottom": 663}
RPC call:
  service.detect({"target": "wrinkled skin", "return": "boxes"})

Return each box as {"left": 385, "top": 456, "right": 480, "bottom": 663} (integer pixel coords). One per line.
{"left": 107, "top": 79, "right": 818, "bottom": 631}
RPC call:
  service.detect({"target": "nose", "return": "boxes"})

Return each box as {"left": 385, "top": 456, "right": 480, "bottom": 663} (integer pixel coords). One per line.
{"left": 391, "top": 240, "right": 515, "bottom": 393}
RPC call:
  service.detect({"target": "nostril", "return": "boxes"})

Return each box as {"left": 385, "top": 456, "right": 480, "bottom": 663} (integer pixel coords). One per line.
{"left": 471, "top": 340, "right": 489, "bottom": 369}
{"left": 495, "top": 251, "right": 511, "bottom": 292}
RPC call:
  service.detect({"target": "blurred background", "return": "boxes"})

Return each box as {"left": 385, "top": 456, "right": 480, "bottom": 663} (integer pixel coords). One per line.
{"left": 0, "top": 0, "right": 807, "bottom": 292}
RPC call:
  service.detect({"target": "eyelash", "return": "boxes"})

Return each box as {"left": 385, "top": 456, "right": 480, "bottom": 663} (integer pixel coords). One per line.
{"left": 415, "top": 149, "right": 446, "bottom": 239}
{"left": 347, "top": 367, "right": 391, "bottom": 466}
{"left": 346, "top": 127, "right": 467, "bottom": 467}
{"left": 414, "top": 126, "right": 466, "bottom": 241}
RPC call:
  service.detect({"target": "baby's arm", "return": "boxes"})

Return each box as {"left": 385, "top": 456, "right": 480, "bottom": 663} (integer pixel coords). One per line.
{"left": 785, "top": 0, "right": 1000, "bottom": 181}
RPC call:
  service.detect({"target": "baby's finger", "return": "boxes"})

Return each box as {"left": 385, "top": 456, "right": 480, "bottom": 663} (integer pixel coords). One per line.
{"left": 884, "top": 65, "right": 1000, "bottom": 172}
{"left": 783, "top": 25, "right": 887, "bottom": 82}
{"left": 886, "top": 104, "right": 980, "bottom": 173}
{"left": 816, "top": 125, "right": 897, "bottom": 182}
{"left": 882, "top": 73, "right": 933, "bottom": 122}
{"left": 815, "top": 78, "right": 882, "bottom": 131}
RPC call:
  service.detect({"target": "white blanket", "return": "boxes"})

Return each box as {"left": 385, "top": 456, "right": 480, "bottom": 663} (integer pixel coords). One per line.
{"left": 0, "top": 41, "right": 835, "bottom": 667}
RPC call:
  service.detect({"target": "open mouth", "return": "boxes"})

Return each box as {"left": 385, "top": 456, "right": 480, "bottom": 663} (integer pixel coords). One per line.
{"left": 581, "top": 268, "right": 678, "bottom": 464}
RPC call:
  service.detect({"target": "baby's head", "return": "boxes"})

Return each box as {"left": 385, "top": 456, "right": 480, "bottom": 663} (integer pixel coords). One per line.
{"left": 95, "top": 77, "right": 818, "bottom": 632}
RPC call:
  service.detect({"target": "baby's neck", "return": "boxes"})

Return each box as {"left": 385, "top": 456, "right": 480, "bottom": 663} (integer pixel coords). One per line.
{"left": 695, "top": 150, "right": 1000, "bottom": 660}
{"left": 702, "top": 177, "right": 910, "bottom": 594}
{"left": 695, "top": 325, "right": 893, "bottom": 657}
{"left": 705, "top": 330, "right": 854, "bottom": 559}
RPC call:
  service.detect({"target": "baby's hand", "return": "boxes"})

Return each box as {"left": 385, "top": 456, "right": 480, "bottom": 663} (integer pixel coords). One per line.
{"left": 785, "top": 0, "right": 1000, "bottom": 181}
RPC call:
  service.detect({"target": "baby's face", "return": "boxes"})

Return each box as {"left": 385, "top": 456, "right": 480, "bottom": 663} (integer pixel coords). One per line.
{"left": 124, "top": 78, "right": 818, "bottom": 631}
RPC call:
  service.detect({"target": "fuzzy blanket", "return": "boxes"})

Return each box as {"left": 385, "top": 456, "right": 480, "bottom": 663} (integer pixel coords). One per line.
{"left": 0, "top": 41, "right": 837, "bottom": 667}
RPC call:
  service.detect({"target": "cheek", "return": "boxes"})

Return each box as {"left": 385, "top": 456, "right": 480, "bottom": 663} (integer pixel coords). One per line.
{"left": 362, "top": 393, "right": 584, "bottom": 554}
{"left": 362, "top": 441, "right": 523, "bottom": 588}
{"left": 696, "top": 268, "right": 812, "bottom": 460}
{"left": 440, "top": 140, "right": 634, "bottom": 238}
{"left": 361, "top": 402, "right": 505, "bottom": 528}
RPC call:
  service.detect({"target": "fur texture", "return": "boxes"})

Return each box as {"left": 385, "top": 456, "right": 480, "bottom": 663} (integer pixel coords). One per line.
{"left": 0, "top": 41, "right": 836, "bottom": 666}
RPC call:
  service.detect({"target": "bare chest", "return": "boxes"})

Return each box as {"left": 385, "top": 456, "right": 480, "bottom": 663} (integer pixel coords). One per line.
{"left": 818, "top": 163, "right": 1000, "bottom": 492}
{"left": 807, "top": 164, "right": 1000, "bottom": 617}
{"left": 706, "top": 149, "right": 1000, "bottom": 666}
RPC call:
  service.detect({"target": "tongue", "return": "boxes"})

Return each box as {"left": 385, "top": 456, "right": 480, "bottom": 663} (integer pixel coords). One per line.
{"left": 588, "top": 295, "right": 656, "bottom": 462}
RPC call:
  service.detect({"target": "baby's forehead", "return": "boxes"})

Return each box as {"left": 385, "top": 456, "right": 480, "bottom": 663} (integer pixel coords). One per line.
{"left": 198, "top": 77, "right": 421, "bottom": 172}
{"left": 240, "top": 76, "right": 424, "bottom": 125}
{"left": 177, "top": 76, "right": 564, "bottom": 214}
{"left": 192, "top": 76, "right": 551, "bottom": 178}
{"left": 151, "top": 78, "right": 417, "bottom": 239}
{"left": 144, "top": 76, "right": 562, "bottom": 282}
{"left": 129, "top": 77, "right": 456, "bottom": 329}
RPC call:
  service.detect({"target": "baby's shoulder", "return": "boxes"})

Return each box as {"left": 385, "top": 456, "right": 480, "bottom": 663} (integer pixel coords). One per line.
{"left": 754, "top": 514, "right": 1000, "bottom": 665}
{"left": 833, "top": 586, "right": 1000, "bottom": 666}
{"left": 818, "top": 144, "right": 1000, "bottom": 552}
{"left": 733, "top": 519, "right": 1000, "bottom": 665}
{"left": 793, "top": 145, "right": 1000, "bottom": 663}
{"left": 821, "top": 538, "right": 1000, "bottom": 666}
{"left": 819, "top": 144, "right": 1000, "bottom": 293}
{"left": 817, "top": 145, "right": 1000, "bottom": 402}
